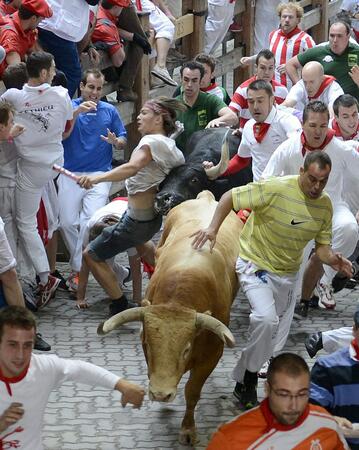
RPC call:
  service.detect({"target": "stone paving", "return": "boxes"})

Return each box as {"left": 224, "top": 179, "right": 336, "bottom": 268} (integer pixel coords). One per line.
{"left": 36, "top": 262, "right": 359, "bottom": 450}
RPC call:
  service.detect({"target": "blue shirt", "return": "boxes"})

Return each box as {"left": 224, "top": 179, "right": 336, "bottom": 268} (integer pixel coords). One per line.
{"left": 63, "top": 98, "right": 126, "bottom": 172}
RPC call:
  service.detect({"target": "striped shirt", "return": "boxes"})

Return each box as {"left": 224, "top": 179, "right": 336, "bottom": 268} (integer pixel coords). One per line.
{"left": 207, "top": 399, "right": 349, "bottom": 450}
{"left": 269, "top": 27, "right": 315, "bottom": 89}
{"left": 310, "top": 344, "right": 359, "bottom": 449}
{"left": 232, "top": 175, "right": 332, "bottom": 274}
{"left": 230, "top": 75, "right": 288, "bottom": 129}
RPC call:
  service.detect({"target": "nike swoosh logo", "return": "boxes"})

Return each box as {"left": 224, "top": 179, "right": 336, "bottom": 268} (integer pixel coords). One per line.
{"left": 291, "top": 219, "right": 306, "bottom": 225}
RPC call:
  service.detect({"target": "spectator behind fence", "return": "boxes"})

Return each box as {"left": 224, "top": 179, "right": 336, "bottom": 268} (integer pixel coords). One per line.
{"left": 207, "top": 353, "right": 349, "bottom": 449}
{"left": 38, "top": 0, "right": 101, "bottom": 98}
{"left": 0, "top": 0, "right": 53, "bottom": 79}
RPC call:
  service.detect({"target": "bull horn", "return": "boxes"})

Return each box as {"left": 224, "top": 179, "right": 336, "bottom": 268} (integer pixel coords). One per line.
{"left": 204, "top": 129, "right": 230, "bottom": 180}
{"left": 97, "top": 307, "right": 146, "bottom": 335}
{"left": 195, "top": 313, "right": 235, "bottom": 348}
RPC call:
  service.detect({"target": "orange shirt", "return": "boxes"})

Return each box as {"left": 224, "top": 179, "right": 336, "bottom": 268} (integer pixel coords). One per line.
{"left": 0, "top": 12, "right": 37, "bottom": 77}
{"left": 207, "top": 399, "right": 349, "bottom": 450}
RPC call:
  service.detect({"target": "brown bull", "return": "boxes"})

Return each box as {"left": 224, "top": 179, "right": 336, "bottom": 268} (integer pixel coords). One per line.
{"left": 98, "top": 190, "right": 242, "bottom": 445}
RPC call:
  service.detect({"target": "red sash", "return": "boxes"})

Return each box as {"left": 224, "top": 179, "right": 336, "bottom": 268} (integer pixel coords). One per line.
{"left": 301, "top": 129, "right": 335, "bottom": 156}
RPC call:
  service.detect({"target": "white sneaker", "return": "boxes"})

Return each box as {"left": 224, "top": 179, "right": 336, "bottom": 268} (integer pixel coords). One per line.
{"left": 258, "top": 358, "right": 273, "bottom": 379}
{"left": 317, "top": 282, "right": 336, "bottom": 309}
{"left": 151, "top": 65, "right": 177, "bottom": 86}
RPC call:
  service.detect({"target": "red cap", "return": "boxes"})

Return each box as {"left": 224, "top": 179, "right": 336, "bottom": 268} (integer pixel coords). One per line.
{"left": 21, "top": 0, "right": 53, "bottom": 18}
{"left": 107, "top": 0, "right": 131, "bottom": 7}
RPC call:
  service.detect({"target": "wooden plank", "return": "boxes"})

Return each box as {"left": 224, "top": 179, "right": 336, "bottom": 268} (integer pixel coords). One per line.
{"left": 175, "top": 14, "right": 194, "bottom": 39}
{"left": 234, "top": 0, "right": 246, "bottom": 15}
{"left": 311, "top": 0, "right": 329, "bottom": 42}
{"left": 182, "top": 0, "right": 207, "bottom": 58}
{"left": 301, "top": 7, "right": 321, "bottom": 31}
{"left": 328, "top": 0, "right": 342, "bottom": 18}
{"left": 298, "top": 0, "right": 312, "bottom": 8}
{"left": 214, "top": 46, "right": 244, "bottom": 78}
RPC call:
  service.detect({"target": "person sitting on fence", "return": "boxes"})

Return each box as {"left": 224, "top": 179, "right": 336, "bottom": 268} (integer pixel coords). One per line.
{"left": 135, "top": 0, "right": 177, "bottom": 87}
{"left": 0, "top": 0, "right": 20, "bottom": 16}
{"left": 91, "top": 0, "right": 128, "bottom": 71}
{"left": 282, "top": 61, "right": 344, "bottom": 117}
{"left": 230, "top": 49, "right": 288, "bottom": 130}
{"left": 0, "top": 0, "right": 53, "bottom": 79}
{"left": 175, "top": 61, "right": 238, "bottom": 152}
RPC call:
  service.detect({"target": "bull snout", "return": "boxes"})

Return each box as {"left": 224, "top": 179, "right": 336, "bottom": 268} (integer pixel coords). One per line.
{"left": 149, "top": 386, "right": 177, "bottom": 403}
{"left": 154, "top": 192, "right": 183, "bottom": 215}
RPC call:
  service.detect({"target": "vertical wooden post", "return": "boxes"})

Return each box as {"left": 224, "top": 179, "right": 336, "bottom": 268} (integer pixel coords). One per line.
{"left": 234, "top": 0, "right": 255, "bottom": 86}
{"left": 126, "top": 12, "right": 150, "bottom": 152}
{"left": 182, "top": 0, "right": 207, "bottom": 58}
{"left": 311, "top": 0, "right": 329, "bottom": 43}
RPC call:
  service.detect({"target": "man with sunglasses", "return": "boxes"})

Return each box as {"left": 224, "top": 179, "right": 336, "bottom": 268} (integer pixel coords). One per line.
{"left": 207, "top": 353, "right": 348, "bottom": 449}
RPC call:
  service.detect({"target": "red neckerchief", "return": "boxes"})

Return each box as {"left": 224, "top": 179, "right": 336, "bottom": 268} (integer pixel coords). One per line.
{"left": 332, "top": 118, "right": 359, "bottom": 140}
{"left": 301, "top": 129, "right": 335, "bottom": 156}
{"left": 136, "top": 0, "right": 142, "bottom": 11}
{"left": 278, "top": 26, "right": 301, "bottom": 40}
{"left": 253, "top": 122, "right": 271, "bottom": 143}
{"left": 308, "top": 76, "right": 336, "bottom": 100}
{"left": 261, "top": 398, "right": 310, "bottom": 432}
{"left": 0, "top": 365, "right": 29, "bottom": 396}
{"left": 201, "top": 82, "right": 218, "bottom": 92}
{"left": 351, "top": 339, "right": 359, "bottom": 360}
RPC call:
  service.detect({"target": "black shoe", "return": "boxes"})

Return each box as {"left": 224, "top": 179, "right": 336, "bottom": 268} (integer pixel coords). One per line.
{"left": 109, "top": 295, "right": 128, "bottom": 317}
{"left": 233, "top": 382, "right": 258, "bottom": 410}
{"left": 309, "top": 295, "right": 319, "bottom": 308}
{"left": 51, "top": 269, "right": 69, "bottom": 291}
{"left": 34, "top": 333, "right": 51, "bottom": 351}
{"left": 332, "top": 273, "right": 349, "bottom": 293}
{"left": 305, "top": 332, "right": 323, "bottom": 358}
{"left": 293, "top": 301, "right": 309, "bottom": 319}
{"left": 123, "top": 266, "right": 132, "bottom": 285}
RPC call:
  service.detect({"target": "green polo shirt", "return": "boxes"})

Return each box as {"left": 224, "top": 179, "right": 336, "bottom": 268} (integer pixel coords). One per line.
{"left": 175, "top": 91, "right": 226, "bottom": 152}
{"left": 297, "top": 43, "right": 359, "bottom": 100}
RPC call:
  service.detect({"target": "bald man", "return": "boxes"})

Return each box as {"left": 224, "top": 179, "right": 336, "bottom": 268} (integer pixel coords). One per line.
{"left": 283, "top": 61, "right": 344, "bottom": 115}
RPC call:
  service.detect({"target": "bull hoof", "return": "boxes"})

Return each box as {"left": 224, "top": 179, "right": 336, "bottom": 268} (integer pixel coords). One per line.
{"left": 178, "top": 428, "right": 198, "bottom": 446}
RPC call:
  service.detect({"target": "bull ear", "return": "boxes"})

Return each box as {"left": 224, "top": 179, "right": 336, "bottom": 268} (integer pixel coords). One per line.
{"left": 195, "top": 313, "right": 235, "bottom": 348}
{"left": 141, "top": 299, "right": 151, "bottom": 307}
{"left": 97, "top": 307, "right": 146, "bottom": 335}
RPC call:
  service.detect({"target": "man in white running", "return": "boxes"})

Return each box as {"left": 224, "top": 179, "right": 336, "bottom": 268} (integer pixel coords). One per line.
{"left": 1, "top": 51, "right": 73, "bottom": 308}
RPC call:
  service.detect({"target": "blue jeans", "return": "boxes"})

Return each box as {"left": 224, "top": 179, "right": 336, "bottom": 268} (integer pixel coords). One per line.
{"left": 38, "top": 29, "right": 81, "bottom": 98}
{"left": 88, "top": 212, "right": 162, "bottom": 261}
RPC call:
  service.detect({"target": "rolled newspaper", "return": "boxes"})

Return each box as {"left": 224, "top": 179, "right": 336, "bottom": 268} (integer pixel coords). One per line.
{"left": 53, "top": 164, "right": 79, "bottom": 182}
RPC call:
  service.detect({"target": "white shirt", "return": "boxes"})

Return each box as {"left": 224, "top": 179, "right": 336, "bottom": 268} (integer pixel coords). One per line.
{"left": 39, "top": 0, "right": 90, "bottom": 42}
{"left": 238, "top": 107, "right": 302, "bottom": 180}
{"left": 83, "top": 199, "right": 137, "bottom": 257}
{"left": 0, "top": 354, "right": 119, "bottom": 450}
{"left": 1, "top": 84, "right": 73, "bottom": 167}
{"left": 286, "top": 78, "right": 344, "bottom": 112}
{"left": 262, "top": 132, "right": 359, "bottom": 205}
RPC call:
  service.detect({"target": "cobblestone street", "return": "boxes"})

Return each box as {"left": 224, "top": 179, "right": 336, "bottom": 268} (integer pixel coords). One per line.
{"left": 36, "top": 262, "right": 359, "bottom": 450}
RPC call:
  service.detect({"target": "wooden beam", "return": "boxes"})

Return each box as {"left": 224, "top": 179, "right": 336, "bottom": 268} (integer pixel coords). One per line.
{"left": 234, "top": 0, "right": 246, "bottom": 15}
{"left": 182, "top": 0, "right": 207, "bottom": 58}
{"left": 301, "top": 7, "right": 321, "bottom": 31}
{"left": 214, "top": 47, "right": 244, "bottom": 78}
{"left": 311, "top": 0, "right": 329, "bottom": 42}
{"left": 175, "top": 14, "right": 194, "bottom": 39}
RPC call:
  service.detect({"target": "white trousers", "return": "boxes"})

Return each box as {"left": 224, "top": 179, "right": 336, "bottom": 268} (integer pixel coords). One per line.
{"left": 15, "top": 161, "right": 55, "bottom": 276}
{"left": 149, "top": 6, "right": 175, "bottom": 41}
{"left": 232, "top": 258, "right": 297, "bottom": 383}
{"left": 0, "top": 216, "right": 16, "bottom": 274}
{"left": 204, "top": 1, "right": 235, "bottom": 55}
{"left": 254, "top": 0, "right": 286, "bottom": 53}
{"left": 321, "top": 202, "right": 358, "bottom": 284}
{"left": 58, "top": 173, "right": 111, "bottom": 272}
{"left": 322, "top": 327, "right": 353, "bottom": 353}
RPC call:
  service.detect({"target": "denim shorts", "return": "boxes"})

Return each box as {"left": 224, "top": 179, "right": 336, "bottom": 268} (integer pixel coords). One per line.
{"left": 88, "top": 211, "right": 162, "bottom": 261}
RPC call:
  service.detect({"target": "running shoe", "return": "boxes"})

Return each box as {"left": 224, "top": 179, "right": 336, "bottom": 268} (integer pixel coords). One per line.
{"left": 316, "top": 282, "right": 336, "bottom": 309}
{"left": 37, "top": 275, "right": 60, "bottom": 309}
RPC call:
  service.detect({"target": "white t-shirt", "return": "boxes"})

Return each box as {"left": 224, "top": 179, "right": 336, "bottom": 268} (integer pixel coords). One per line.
{"left": 125, "top": 134, "right": 185, "bottom": 195}
{"left": 39, "top": 0, "right": 90, "bottom": 42}
{"left": 0, "top": 353, "right": 119, "bottom": 450}
{"left": 238, "top": 107, "right": 302, "bottom": 180}
{"left": 262, "top": 133, "right": 359, "bottom": 205}
{"left": 83, "top": 199, "right": 137, "bottom": 257}
{"left": 1, "top": 84, "right": 73, "bottom": 167}
{"left": 286, "top": 78, "right": 344, "bottom": 112}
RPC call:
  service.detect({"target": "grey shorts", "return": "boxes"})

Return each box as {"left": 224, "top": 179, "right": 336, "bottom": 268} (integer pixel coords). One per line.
{"left": 87, "top": 211, "right": 162, "bottom": 262}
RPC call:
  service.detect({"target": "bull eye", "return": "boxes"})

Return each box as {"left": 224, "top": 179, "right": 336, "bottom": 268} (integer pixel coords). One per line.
{"left": 182, "top": 342, "right": 191, "bottom": 360}
{"left": 190, "top": 177, "right": 199, "bottom": 184}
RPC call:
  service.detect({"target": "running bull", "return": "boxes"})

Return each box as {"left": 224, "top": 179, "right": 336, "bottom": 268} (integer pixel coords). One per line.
{"left": 98, "top": 191, "right": 242, "bottom": 445}
{"left": 155, "top": 127, "right": 253, "bottom": 215}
